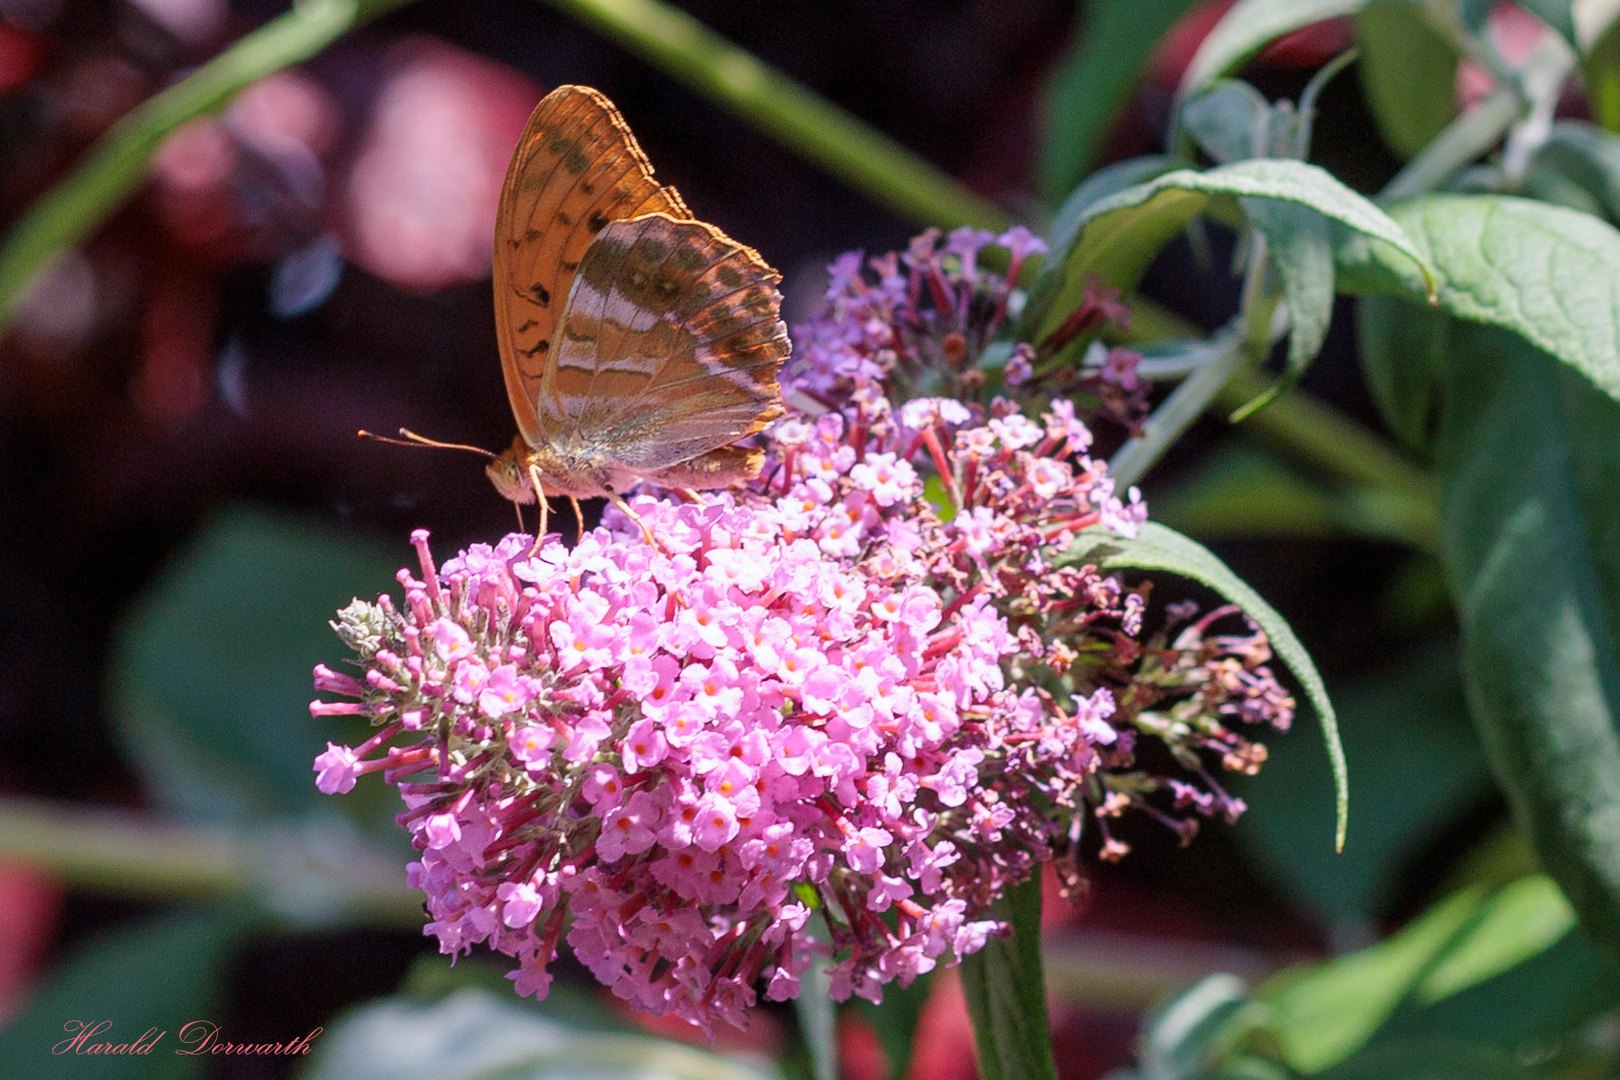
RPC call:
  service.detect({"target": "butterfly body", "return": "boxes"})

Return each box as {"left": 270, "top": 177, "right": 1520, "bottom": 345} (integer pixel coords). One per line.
{"left": 490, "top": 86, "right": 788, "bottom": 523}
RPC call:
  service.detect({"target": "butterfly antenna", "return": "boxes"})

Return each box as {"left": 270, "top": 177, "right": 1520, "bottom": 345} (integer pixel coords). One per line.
{"left": 358, "top": 429, "right": 497, "bottom": 460}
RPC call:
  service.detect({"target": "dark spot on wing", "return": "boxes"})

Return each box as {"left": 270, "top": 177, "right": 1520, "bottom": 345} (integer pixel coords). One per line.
{"left": 529, "top": 283, "right": 552, "bottom": 306}
{"left": 556, "top": 210, "right": 574, "bottom": 226}
{"left": 587, "top": 210, "right": 610, "bottom": 233}
{"left": 522, "top": 339, "right": 551, "bottom": 358}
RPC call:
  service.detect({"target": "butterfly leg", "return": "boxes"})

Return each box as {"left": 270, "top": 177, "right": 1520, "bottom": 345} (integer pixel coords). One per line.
{"left": 569, "top": 496, "right": 586, "bottom": 541}
{"left": 527, "top": 463, "right": 551, "bottom": 556}
{"left": 605, "top": 491, "right": 665, "bottom": 552}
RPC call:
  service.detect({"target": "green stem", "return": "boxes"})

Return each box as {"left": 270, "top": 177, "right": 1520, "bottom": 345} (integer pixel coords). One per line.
{"left": 538, "top": 0, "right": 1010, "bottom": 233}
{"left": 0, "top": 0, "right": 419, "bottom": 336}
{"left": 1122, "top": 296, "right": 1440, "bottom": 517}
{"left": 0, "top": 796, "right": 422, "bottom": 924}
{"left": 1217, "top": 366, "right": 1439, "bottom": 507}
{"left": 1109, "top": 324, "right": 1247, "bottom": 489}
{"left": 1379, "top": 87, "right": 1519, "bottom": 201}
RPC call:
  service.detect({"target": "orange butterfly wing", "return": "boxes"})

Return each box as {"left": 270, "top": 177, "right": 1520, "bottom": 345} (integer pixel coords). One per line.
{"left": 493, "top": 85, "right": 689, "bottom": 447}
{"left": 545, "top": 213, "right": 788, "bottom": 471}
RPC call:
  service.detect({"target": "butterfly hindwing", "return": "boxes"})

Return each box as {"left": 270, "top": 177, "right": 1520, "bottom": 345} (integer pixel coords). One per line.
{"left": 543, "top": 213, "right": 788, "bottom": 471}
{"left": 494, "top": 85, "right": 689, "bottom": 446}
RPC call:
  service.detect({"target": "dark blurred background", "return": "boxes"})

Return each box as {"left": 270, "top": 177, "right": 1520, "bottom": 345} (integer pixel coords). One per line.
{"left": 0, "top": 2, "right": 1498, "bottom": 1077}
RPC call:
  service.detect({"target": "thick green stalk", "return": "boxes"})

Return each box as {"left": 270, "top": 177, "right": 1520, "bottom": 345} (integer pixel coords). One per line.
{"left": 0, "top": 0, "right": 419, "bottom": 336}
{"left": 0, "top": 796, "right": 422, "bottom": 924}
{"left": 539, "top": 0, "right": 1011, "bottom": 233}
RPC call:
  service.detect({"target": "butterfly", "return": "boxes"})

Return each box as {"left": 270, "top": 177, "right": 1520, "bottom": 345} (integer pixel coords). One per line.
{"left": 483, "top": 85, "right": 789, "bottom": 543}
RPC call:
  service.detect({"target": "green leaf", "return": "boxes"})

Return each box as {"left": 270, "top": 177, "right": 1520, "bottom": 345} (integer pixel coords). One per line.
{"left": 1354, "top": 3, "right": 1460, "bottom": 159}
{"left": 1034, "top": 160, "right": 1433, "bottom": 345}
{"left": 1376, "top": 922, "right": 1620, "bottom": 1049}
{"left": 1232, "top": 639, "right": 1492, "bottom": 927}
{"left": 1176, "top": 0, "right": 1370, "bottom": 104}
{"left": 1529, "top": 121, "right": 1620, "bottom": 223}
{"left": 1071, "top": 521, "right": 1346, "bottom": 849}
{"left": 1183, "top": 81, "right": 1273, "bottom": 165}
{"left": 1432, "top": 316, "right": 1620, "bottom": 967}
{"left": 1038, "top": 0, "right": 1199, "bottom": 200}
{"left": 1239, "top": 196, "right": 1335, "bottom": 381}
{"left": 1417, "top": 874, "right": 1575, "bottom": 1001}
{"left": 1021, "top": 155, "right": 1182, "bottom": 337}
{"left": 1338, "top": 194, "right": 1620, "bottom": 405}
{"left": 109, "top": 504, "right": 400, "bottom": 823}
{"left": 1042, "top": 155, "right": 1185, "bottom": 274}
{"left": 1355, "top": 294, "right": 1451, "bottom": 452}
{"left": 1316, "top": 1040, "right": 1542, "bottom": 1080}
{"left": 959, "top": 877, "right": 1057, "bottom": 1080}
{"left": 1260, "top": 887, "right": 1486, "bottom": 1072}
{"left": 0, "top": 908, "right": 249, "bottom": 1080}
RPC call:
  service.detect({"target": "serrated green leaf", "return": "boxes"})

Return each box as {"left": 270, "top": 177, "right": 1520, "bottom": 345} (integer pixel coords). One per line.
{"left": 1240, "top": 196, "right": 1335, "bottom": 379}
{"left": 1039, "top": 0, "right": 1198, "bottom": 199}
{"left": 1071, "top": 521, "right": 1346, "bottom": 849}
{"left": 959, "top": 877, "right": 1056, "bottom": 1080}
{"left": 1433, "top": 316, "right": 1620, "bottom": 968}
{"left": 1177, "top": 0, "right": 1370, "bottom": 104}
{"left": 1035, "top": 160, "right": 1432, "bottom": 344}
{"left": 1338, "top": 194, "right": 1620, "bottom": 406}
{"left": 0, "top": 908, "right": 249, "bottom": 1080}
{"left": 1354, "top": 3, "right": 1460, "bottom": 159}
{"left": 1183, "top": 81, "right": 1273, "bottom": 165}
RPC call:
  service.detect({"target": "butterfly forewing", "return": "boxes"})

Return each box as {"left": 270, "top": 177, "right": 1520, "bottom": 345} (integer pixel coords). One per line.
{"left": 545, "top": 214, "right": 788, "bottom": 471}
{"left": 494, "top": 85, "right": 689, "bottom": 446}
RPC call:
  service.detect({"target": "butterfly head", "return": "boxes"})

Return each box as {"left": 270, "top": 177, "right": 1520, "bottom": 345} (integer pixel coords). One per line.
{"left": 486, "top": 437, "right": 537, "bottom": 505}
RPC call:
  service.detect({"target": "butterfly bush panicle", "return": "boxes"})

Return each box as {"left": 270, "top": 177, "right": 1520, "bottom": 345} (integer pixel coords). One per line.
{"left": 313, "top": 228, "right": 1296, "bottom": 1030}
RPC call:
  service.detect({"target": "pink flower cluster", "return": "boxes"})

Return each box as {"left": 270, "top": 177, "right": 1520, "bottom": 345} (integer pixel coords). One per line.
{"left": 792, "top": 225, "right": 1149, "bottom": 434}
{"left": 312, "top": 230, "right": 1297, "bottom": 1031}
